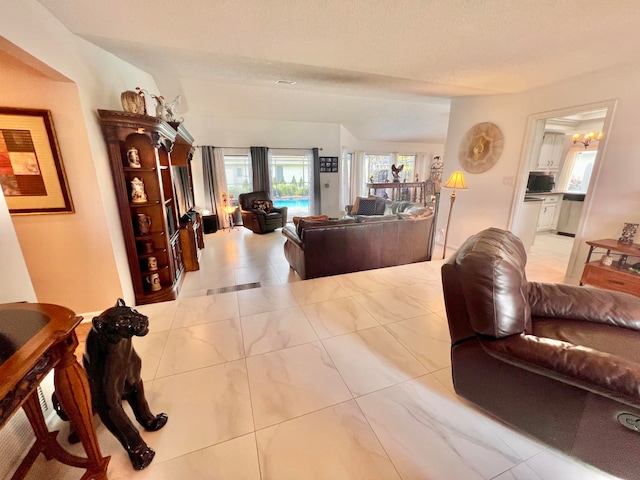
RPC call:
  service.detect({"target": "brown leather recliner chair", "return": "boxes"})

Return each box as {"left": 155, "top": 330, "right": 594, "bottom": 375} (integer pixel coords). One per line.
{"left": 238, "top": 191, "right": 288, "bottom": 234}
{"left": 442, "top": 227, "right": 640, "bottom": 480}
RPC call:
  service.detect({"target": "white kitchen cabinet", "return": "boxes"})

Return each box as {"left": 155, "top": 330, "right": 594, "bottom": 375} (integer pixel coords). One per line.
{"left": 516, "top": 198, "right": 543, "bottom": 252}
{"left": 536, "top": 132, "right": 565, "bottom": 171}
{"left": 536, "top": 194, "right": 562, "bottom": 232}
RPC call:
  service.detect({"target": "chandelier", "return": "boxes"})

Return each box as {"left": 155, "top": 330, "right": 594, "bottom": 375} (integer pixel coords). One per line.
{"left": 572, "top": 131, "right": 603, "bottom": 149}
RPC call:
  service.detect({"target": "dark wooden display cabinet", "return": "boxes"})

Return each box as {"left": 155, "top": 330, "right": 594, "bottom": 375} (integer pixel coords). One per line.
{"left": 98, "top": 110, "right": 198, "bottom": 305}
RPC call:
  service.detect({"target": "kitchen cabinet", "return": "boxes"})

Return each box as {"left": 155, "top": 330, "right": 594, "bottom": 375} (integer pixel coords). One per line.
{"left": 516, "top": 197, "right": 543, "bottom": 252}
{"left": 536, "top": 194, "right": 562, "bottom": 232}
{"left": 535, "top": 132, "right": 565, "bottom": 171}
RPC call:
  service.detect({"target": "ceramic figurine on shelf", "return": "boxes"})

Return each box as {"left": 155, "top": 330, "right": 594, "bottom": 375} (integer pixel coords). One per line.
{"left": 135, "top": 87, "right": 180, "bottom": 122}
{"left": 145, "top": 273, "right": 161, "bottom": 291}
{"left": 147, "top": 256, "right": 158, "bottom": 271}
{"left": 127, "top": 147, "right": 141, "bottom": 168}
{"left": 130, "top": 177, "right": 148, "bottom": 203}
{"left": 136, "top": 214, "right": 152, "bottom": 235}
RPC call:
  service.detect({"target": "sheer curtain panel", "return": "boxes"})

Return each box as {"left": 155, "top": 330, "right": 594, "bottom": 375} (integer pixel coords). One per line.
{"left": 202, "top": 146, "right": 230, "bottom": 229}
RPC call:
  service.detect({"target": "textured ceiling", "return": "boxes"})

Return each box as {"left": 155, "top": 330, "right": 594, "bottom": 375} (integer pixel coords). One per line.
{"left": 36, "top": 0, "right": 640, "bottom": 143}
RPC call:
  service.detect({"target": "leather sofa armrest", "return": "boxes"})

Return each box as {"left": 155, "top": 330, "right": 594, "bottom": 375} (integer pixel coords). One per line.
{"left": 528, "top": 282, "right": 640, "bottom": 331}
{"left": 272, "top": 205, "right": 287, "bottom": 213}
{"left": 282, "top": 225, "right": 302, "bottom": 246}
{"left": 480, "top": 333, "right": 640, "bottom": 408}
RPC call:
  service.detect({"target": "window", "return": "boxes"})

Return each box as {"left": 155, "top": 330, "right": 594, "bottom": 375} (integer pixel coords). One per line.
{"left": 223, "top": 149, "right": 252, "bottom": 202}
{"left": 269, "top": 149, "right": 313, "bottom": 219}
{"left": 364, "top": 153, "right": 416, "bottom": 199}
{"left": 340, "top": 150, "right": 353, "bottom": 211}
{"left": 557, "top": 149, "right": 597, "bottom": 194}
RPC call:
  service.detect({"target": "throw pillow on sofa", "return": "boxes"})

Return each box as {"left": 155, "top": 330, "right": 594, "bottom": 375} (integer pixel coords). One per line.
{"left": 356, "top": 198, "right": 377, "bottom": 215}
{"left": 398, "top": 206, "right": 433, "bottom": 219}
{"left": 252, "top": 199, "right": 273, "bottom": 213}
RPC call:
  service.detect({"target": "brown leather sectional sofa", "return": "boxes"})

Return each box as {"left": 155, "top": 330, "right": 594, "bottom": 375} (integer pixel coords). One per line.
{"left": 442, "top": 227, "right": 640, "bottom": 479}
{"left": 282, "top": 211, "right": 434, "bottom": 280}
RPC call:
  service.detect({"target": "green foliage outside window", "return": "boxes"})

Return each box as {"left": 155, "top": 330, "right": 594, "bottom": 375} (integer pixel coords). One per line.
{"left": 271, "top": 176, "right": 309, "bottom": 198}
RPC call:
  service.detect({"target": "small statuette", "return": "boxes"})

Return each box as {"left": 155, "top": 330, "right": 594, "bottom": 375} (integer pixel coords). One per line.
{"left": 127, "top": 147, "right": 141, "bottom": 168}
{"left": 131, "top": 177, "right": 148, "bottom": 203}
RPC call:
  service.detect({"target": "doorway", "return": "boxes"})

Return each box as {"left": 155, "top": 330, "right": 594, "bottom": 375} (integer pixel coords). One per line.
{"left": 514, "top": 101, "right": 615, "bottom": 282}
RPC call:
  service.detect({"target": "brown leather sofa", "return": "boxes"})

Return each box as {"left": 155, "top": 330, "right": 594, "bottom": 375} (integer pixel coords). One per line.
{"left": 282, "top": 211, "right": 434, "bottom": 280}
{"left": 442, "top": 227, "right": 640, "bottom": 479}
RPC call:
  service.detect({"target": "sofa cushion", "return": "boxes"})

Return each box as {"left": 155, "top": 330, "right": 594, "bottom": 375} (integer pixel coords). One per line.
{"left": 356, "top": 214, "right": 400, "bottom": 223}
{"left": 384, "top": 200, "right": 412, "bottom": 215}
{"left": 398, "top": 206, "right": 434, "bottom": 219}
{"left": 297, "top": 218, "right": 357, "bottom": 237}
{"left": 292, "top": 215, "right": 329, "bottom": 229}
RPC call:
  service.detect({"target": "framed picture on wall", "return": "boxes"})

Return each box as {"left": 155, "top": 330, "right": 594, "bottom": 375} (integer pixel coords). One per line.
{"left": 0, "top": 107, "right": 74, "bottom": 214}
{"left": 319, "top": 156, "right": 338, "bottom": 173}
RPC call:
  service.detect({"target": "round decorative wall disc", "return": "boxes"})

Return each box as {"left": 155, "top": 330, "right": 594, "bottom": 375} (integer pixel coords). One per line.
{"left": 458, "top": 122, "right": 504, "bottom": 174}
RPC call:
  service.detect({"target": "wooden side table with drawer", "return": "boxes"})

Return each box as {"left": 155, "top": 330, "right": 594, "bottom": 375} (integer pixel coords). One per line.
{"left": 580, "top": 238, "right": 640, "bottom": 297}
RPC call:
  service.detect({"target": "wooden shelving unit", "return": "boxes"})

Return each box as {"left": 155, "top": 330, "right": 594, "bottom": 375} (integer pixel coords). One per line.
{"left": 98, "top": 110, "right": 198, "bottom": 305}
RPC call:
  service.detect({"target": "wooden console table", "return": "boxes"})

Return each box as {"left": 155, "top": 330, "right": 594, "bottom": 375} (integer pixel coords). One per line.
{"left": 580, "top": 238, "right": 640, "bottom": 297}
{"left": 0, "top": 303, "right": 110, "bottom": 479}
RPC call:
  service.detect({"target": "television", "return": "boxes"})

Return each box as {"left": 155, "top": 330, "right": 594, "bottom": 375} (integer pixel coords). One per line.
{"left": 172, "top": 166, "right": 194, "bottom": 218}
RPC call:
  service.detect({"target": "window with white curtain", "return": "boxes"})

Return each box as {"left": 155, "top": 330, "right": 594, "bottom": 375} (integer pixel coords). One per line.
{"left": 362, "top": 153, "right": 417, "bottom": 202}
{"left": 340, "top": 149, "right": 354, "bottom": 212}
{"left": 268, "top": 149, "right": 313, "bottom": 219}
{"left": 556, "top": 148, "right": 597, "bottom": 194}
{"left": 223, "top": 148, "right": 252, "bottom": 203}
{"left": 364, "top": 153, "right": 415, "bottom": 183}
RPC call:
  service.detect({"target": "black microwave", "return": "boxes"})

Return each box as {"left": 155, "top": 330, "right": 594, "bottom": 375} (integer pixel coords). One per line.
{"left": 527, "top": 172, "right": 555, "bottom": 193}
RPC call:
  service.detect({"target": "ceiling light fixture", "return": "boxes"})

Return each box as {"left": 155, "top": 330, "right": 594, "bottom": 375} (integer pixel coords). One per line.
{"left": 275, "top": 79, "right": 297, "bottom": 85}
{"left": 572, "top": 131, "right": 603, "bottom": 149}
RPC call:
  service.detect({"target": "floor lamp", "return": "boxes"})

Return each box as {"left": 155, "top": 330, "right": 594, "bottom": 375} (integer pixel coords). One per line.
{"left": 442, "top": 170, "right": 468, "bottom": 259}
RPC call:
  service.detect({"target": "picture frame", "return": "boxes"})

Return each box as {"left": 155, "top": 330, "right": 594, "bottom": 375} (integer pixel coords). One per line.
{"left": 0, "top": 107, "right": 74, "bottom": 215}
{"left": 319, "top": 156, "right": 338, "bottom": 173}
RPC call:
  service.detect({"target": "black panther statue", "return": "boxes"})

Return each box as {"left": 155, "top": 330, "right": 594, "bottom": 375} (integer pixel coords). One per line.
{"left": 53, "top": 299, "right": 167, "bottom": 470}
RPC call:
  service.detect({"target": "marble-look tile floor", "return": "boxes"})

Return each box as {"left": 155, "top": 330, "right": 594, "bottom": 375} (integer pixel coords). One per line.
{"left": 29, "top": 229, "right": 619, "bottom": 479}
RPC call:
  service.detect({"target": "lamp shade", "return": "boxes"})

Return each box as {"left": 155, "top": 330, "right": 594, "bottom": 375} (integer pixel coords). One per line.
{"left": 443, "top": 170, "right": 468, "bottom": 190}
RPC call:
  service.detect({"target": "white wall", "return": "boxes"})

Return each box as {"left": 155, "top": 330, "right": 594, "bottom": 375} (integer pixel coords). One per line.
{"left": 0, "top": 190, "right": 36, "bottom": 303}
{"left": 443, "top": 62, "right": 640, "bottom": 282}
{"left": 1, "top": 0, "right": 161, "bottom": 312}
